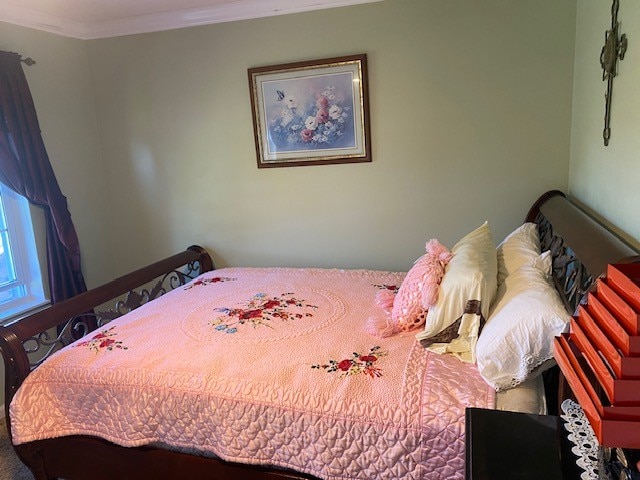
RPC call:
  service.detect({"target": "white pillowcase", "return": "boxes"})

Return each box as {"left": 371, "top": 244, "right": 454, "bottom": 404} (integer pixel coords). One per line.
{"left": 496, "top": 222, "right": 541, "bottom": 287}
{"left": 416, "top": 221, "right": 498, "bottom": 363}
{"left": 476, "top": 251, "right": 570, "bottom": 391}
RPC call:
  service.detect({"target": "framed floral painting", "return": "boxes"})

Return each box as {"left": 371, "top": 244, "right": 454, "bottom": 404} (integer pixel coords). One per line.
{"left": 248, "top": 54, "right": 371, "bottom": 168}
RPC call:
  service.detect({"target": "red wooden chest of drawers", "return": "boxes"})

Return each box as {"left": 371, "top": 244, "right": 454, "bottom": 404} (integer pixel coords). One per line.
{"left": 554, "top": 262, "right": 640, "bottom": 448}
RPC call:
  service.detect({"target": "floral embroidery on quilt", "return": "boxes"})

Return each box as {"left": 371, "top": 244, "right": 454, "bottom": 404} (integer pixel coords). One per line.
{"left": 211, "top": 293, "right": 318, "bottom": 334}
{"left": 311, "top": 346, "right": 387, "bottom": 378}
{"left": 75, "top": 326, "right": 128, "bottom": 352}
{"left": 373, "top": 284, "right": 399, "bottom": 294}
{"left": 185, "top": 276, "right": 236, "bottom": 289}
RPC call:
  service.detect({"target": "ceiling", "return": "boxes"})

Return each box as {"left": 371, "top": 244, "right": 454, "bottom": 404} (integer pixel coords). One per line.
{"left": 0, "top": 0, "right": 382, "bottom": 39}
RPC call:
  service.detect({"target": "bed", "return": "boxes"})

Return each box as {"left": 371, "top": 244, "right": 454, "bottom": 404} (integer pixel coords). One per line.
{"left": 0, "top": 190, "right": 637, "bottom": 480}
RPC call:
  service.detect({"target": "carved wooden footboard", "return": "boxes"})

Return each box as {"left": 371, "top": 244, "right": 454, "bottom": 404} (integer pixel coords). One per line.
{"left": 0, "top": 245, "right": 213, "bottom": 425}
{"left": 1, "top": 192, "right": 638, "bottom": 480}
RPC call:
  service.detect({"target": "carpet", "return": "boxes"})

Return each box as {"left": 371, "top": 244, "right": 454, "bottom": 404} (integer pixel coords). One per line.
{"left": 0, "top": 419, "right": 33, "bottom": 480}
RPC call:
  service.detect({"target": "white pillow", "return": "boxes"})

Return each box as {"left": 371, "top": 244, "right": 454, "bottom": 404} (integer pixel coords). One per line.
{"left": 496, "top": 222, "right": 540, "bottom": 287}
{"left": 416, "top": 221, "right": 498, "bottom": 363}
{"left": 476, "top": 251, "right": 570, "bottom": 391}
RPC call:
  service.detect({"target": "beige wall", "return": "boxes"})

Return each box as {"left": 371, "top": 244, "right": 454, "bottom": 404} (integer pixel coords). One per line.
{"left": 86, "top": 0, "right": 577, "bottom": 277}
{"left": 569, "top": 0, "right": 640, "bottom": 249}
{"left": 0, "top": 22, "right": 112, "bottom": 288}
{"left": 0, "top": 0, "right": 578, "bottom": 283}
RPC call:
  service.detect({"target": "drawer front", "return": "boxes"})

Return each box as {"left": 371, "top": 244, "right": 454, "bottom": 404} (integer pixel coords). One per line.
{"left": 555, "top": 336, "right": 640, "bottom": 448}
{"left": 575, "top": 306, "right": 640, "bottom": 379}
{"left": 587, "top": 292, "right": 640, "bottom": 356}
{"left": 597, "top": 279, "right": 640, "bottom": 335}
{"left": 608, "top": 264, "right": 640, "bottom": 311}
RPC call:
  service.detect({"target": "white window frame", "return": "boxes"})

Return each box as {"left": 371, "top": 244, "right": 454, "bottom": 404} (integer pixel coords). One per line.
{"left": 0, "top": 182, "right": 48, "bottom": 323}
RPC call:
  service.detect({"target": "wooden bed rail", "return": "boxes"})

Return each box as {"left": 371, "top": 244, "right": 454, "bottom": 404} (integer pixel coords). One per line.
{"left": 0, "top": 245, "right": 214, "bottom": 420}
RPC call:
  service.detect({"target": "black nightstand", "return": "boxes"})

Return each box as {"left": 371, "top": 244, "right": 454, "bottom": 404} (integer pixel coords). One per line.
{"left": 465, "top": 408, "right": 582, "bottom": 479}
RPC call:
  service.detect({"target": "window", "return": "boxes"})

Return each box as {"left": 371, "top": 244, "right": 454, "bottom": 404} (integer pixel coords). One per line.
{"left": 0, "top": 182, "right": 47, "bottom": 322}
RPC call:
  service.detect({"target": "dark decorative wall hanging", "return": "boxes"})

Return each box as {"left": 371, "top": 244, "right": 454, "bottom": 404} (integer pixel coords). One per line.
{"left": 600, "top": 0, "right": 627, "bottom": 146}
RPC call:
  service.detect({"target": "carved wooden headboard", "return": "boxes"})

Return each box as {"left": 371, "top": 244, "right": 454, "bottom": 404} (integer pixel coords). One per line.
{"left": 526, "top": 190, "right": 637, "bottom": 313}
{"left": 525, "top": 190, "right": 639, "bottom": 413}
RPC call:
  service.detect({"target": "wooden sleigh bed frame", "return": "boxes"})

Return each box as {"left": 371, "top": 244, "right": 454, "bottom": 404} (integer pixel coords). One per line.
{"left": 0, "top": 190, "right": 637, "bottom": 480}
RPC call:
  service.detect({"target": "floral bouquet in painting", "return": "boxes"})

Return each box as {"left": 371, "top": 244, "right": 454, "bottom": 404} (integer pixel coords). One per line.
{"left": 266, "top": 78, "right": 356, "bottom": 152}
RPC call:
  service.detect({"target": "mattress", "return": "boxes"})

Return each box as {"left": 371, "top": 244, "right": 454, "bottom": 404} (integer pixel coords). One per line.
{"left": 495, "top": 374, "right": 546, "bottom": 415}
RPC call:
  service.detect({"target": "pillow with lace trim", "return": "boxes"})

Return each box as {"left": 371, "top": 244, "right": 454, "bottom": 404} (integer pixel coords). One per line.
{"left": 476, "top": 251, "right": 570, "bottom": 391}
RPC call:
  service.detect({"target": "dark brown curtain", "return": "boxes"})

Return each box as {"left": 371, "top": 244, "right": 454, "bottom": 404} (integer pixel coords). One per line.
{"left": 0, "top": 50, "right": 87, "bottom": 303}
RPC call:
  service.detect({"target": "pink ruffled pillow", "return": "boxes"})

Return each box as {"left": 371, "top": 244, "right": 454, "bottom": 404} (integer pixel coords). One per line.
{"left": 366, "top": 239, "right": 453, "bottom": 338}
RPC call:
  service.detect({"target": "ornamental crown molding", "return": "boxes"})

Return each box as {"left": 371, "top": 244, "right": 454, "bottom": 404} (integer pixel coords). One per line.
{"left": 0, "top": 0, "right": 382, "bottom": 40}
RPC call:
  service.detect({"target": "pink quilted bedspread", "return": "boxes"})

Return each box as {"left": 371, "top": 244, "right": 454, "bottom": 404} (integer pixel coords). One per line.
{"left": 11, "top": 268, "right": 495, "bottom": 479}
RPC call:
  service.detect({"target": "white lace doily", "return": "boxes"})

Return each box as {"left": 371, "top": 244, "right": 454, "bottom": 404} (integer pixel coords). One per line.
{"left": 560, "top": 399, "right": 610, "bottom": 480}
